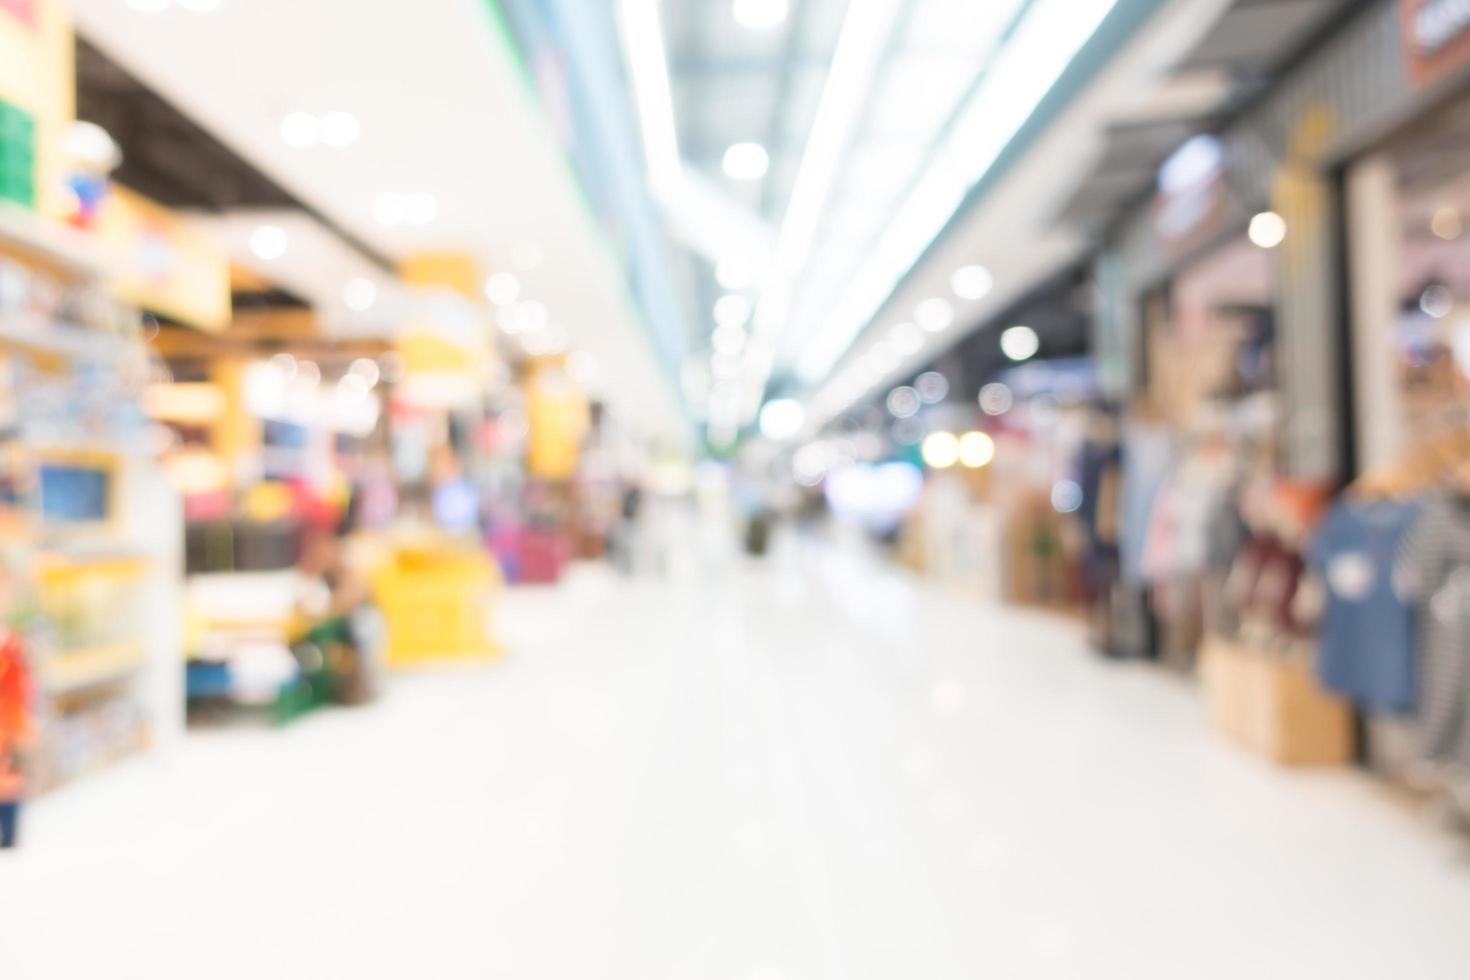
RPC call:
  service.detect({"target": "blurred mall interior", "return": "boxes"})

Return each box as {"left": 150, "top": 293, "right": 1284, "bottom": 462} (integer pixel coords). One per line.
{"left": 2, "top": 0, "right": 1470, "bottom": 976}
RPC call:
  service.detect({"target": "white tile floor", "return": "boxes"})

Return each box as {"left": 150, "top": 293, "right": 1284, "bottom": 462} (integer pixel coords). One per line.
{"left": 4, "top": 546, "right": 1470, "bottom": 979}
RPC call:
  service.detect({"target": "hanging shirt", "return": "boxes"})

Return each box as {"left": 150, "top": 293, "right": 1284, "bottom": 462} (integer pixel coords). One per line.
{"left": 1395, "top": 494, "right": 1470, "bottom": 770}
{"left": 1308, "top": 499, "right": 1422, "bottom": 713}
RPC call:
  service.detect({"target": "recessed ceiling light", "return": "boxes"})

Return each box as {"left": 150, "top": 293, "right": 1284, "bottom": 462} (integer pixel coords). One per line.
{"left": 759, "top": 398, "right": 805, "bottom": 441}
{"left": 716, "top": 257, "right": 754, "bottom": 291}
{"left": 951, "top": 264, "right": 993, "bottom": 300}
{"left": 405, "top": 191, "right": 438, "bottom": 226}
{"left": 959, "top": 431, "right": 996, "bottom": 469}
{"left": 1248, "top": 210, "right": 1286, "bottom": 249}
{"left": 1431, "top": 206, "right": 1462, "bottom": 241}
{"left": 1000, "top": 325, "right": 1040, "bottom": 362}
{"left": 921, "top": 431, "right": 960, "bottom": 469}
{"left": 915, "top": 297, "right": 954, "bottom": 332}
{"left": 712, "top": 323, "right": 747, "bottom": 355}
{"left": 512, "top": 240, "right": 544, "bottom": 272}
{"left": 714, "top": 294, "right": 752, "bottom": 326}
{"left": 249, "top": 225, "right": 288, "bottom": 262}
{"left": 280, "top": 112, "right": 319, "bottom": 148}
{"left": 319, "top": 111, "right": 361, "bottom": 148}
{"left": 485, "top": 272, "right": 521, "bottom": 307}
{"left": 733, "top": 0, "right": 789, "bottom": 29}
{"left": 373, "top": 192, "right": 407, "bottom": 227}
{"left": 723, "top": 141, "right": 770, "bottom": 181}
{"left": 343, "top": 277, "right": 377, "bottom": 312}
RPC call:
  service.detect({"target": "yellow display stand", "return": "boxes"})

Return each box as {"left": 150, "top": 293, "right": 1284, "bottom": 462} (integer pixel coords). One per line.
{"left": 371, "top": 539, "right": 503, "bottom": 668}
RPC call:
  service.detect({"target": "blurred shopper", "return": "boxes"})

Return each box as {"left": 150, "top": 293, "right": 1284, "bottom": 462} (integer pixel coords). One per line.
{"left": 0, "top": 627, "right": 31, "bottom": 848}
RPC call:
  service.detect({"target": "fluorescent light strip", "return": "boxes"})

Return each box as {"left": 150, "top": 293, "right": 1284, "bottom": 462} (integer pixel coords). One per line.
{"left": 797, "top": 0, "right": 1122, "bottom": 387}
{"left": 617, "top": 0, "right": 682, "bottom": 190}
{"left": 740, "top": 0, "right": 907, "bottom": 421}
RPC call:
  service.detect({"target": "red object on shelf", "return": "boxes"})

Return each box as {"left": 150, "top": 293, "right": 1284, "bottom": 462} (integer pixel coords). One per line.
{"left": 517, "top": 526, "right": 569, "bottom": 585}
{"left": 0, "top": 631, "right": 31, "bottom": 801}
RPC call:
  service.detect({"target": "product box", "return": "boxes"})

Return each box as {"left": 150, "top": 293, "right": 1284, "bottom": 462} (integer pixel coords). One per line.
{"left": 1199, "top": 636, "right": 1354, "bottom": 767}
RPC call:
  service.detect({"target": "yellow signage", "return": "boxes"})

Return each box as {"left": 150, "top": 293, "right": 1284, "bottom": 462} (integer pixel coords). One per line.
{"left": 95, "top": 185, "right": 231, "bottom": 333}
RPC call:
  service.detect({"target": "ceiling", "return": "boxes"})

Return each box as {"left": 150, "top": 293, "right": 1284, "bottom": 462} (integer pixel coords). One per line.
{"left": 70, "top": 0, "right": 684, "bottom": 442}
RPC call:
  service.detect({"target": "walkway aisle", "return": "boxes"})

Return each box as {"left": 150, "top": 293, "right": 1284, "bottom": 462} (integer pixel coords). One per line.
{"left": 3, "top": 550, "right": 1470, "bottom": 979}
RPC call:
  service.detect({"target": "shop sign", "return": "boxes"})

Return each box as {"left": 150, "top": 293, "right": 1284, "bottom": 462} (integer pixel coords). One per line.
{"left": 1402, "top": 0, "right": 1470, "bottom": 88}
{"left": 0, "top": 1, "right": 35, "bottom": 27}
{"left": 95, "top": 185, "right": 231, "bottom": 333}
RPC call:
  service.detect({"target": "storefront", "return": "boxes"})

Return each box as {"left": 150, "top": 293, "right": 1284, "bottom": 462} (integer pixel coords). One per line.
{"left": 1092, "top": 0, "right": 1470, "bottom": 777}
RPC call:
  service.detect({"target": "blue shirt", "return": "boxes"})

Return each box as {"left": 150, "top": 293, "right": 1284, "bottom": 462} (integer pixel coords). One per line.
{"left": 1308, "top": 500, "right": 1421, "bottom": 713}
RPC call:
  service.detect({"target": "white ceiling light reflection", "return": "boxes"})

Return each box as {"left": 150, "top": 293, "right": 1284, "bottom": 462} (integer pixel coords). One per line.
{"left": 915, "top": 371, "right": 949, "bottom": 404}
{"left": 759, "top": 398, "right": 805, "bottom": 441}
{"left": 279, "top": 111, "right": 319, "bottom": 148}
{"left": 723, "top": 141, "right": 771, "bottom": 181}
{"left": 249, "top": 224, "right": 288, "bottom": 261}
{"left": 716, "top": 257, "right": 754, "bottom": 290}
{"left": 915, "top": 297, "right": 954, "bottom": 333}
{"left": 712, "top": 323, "right": 748, "bottom": 355}
{"left": 979, "top": 382, "right": 1014, "bottom": 415}
{"left": 951, "top": 264, "right": 993, "bottom": 300}
{"left": 921, "top": 431, "right": 960, "bottom": 469}
{"left": 348, "top": 357, "right": 381, "bottom": 388}
{"left": 1001, "top": 325, "right": 1040, "bottom": 362}
{"left": 319, "top": 111, "right": 361, "bottom": 148}
{"left": 886, "top": 386, "right": 920, "bottom": 419}
{"left": 1248, "top": 210, "right": 1286, "bottom": 249}
{"left": 342, "top": 277, "right": 377, "bottom": 313}
{"left": 715, "top": 294, "right": 753, "bottom": 326}
{"left": 732, "top": 0, "right": 789, "bottom": 29}
{"left": 485, "top": 272, "right": 521, "bottom": 306}
{"left": 959, "top": 431, "right": 996, "bottom": 469}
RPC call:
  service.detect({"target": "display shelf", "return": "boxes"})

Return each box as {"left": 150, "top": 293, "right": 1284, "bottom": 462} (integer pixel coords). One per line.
{"left": 0, "top": 200, "right": 104, "bottom": 277}
{"left": 44, "top": 639, "right": 148, "bottom": 694}
{"left": 0, "top": 312, "right": 128, "bottom": 360}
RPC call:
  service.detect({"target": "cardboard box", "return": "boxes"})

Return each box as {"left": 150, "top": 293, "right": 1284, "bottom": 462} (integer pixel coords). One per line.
{"left": 1200, "top": 636, "right": 1354, "bottom": 767}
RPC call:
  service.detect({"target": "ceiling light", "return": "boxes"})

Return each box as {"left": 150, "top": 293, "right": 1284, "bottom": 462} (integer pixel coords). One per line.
{"left": 373, "top": 192, "right": 407, "bottom": 226}
{"left": 1431, "top": 206, "right": 1463, "bottom": 241}
{"left": 512, "top": 240, "right": 544, "bottom": 272}
{"left": 886, "top": 386, "right": 920, "bottom": 419}
{"left": 733, "top": 0, "right": 789, "bottom": 29}
{"left": 715, "top": 294, "right": 752, "bottom": 326}
{"left": 959, "top": 431, "right": 996, "bottom": 469}
{"left": 1248, "top": 210, "right": 1286, "bottom": 249}
{"left": 485, "top": 272, "right": 521, "bottom": 306}
{"left": 890, "top": 322, "right": 924, "bottom": 355}
{"left": 759, "top": 398, "right": 805, "bottom": 441}
{"left": 249, "top": 225, "right": 288, "bottom": 262}
{"left": 916, "top": 371, "right": 949, "bottom": 404}
{"left": 349, "top": 357, "right": 382, "bottom": 388}
{"left": 405, "top": 192, "right": 438, "bottom": 226}
{"left": 1051, "top": 480, "right": 1083, "bottom": 514}
{"left": 716, "top": 257, "right": 754, "bottom": 291}
{"left": 280, "top": 112, "right": 319, "bottom": 148}
{"left": 723, "top": 142, "right": 770, "bottom": 181}
{"left": 319, "top": 111, "right": 361, "bottom": 148}
{"left": 921, "top": 431, "right": 960, "bottom": 469}
{"left": 343, "top": 277, "right": 377, "bottom": 313}
{"left": 712, "top": 323, "right": 747, "bottom": 356}
{"left": 915, "top": 297, "right": 954, "bottom": 332}
{"left": 951, "top": 264, "right": 993, "bottom": 300}
{"left": 617, "top": 0, "right": 682, "bottom": 190}
{"left": 1001, "top": 325, "right": 1040, "bottom": 362}
{"left": 979, "top": 382, "right": 1013, "bottom": 415}
{"left": 1420, "top": 284, "right": 1453, "bottom": 319}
